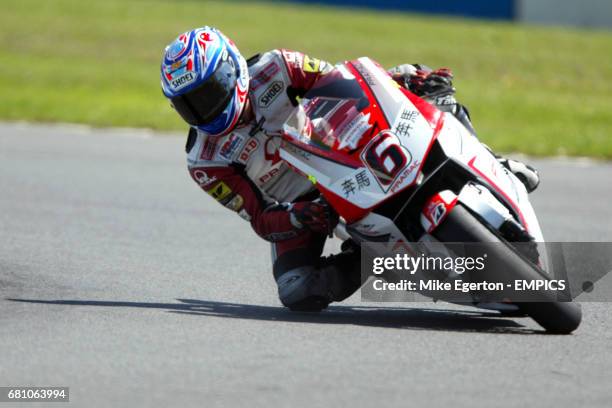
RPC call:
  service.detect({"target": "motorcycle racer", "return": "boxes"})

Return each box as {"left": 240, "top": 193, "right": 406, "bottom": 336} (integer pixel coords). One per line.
{"left": 160, "top": 26, "right": 540, "bottom": 311}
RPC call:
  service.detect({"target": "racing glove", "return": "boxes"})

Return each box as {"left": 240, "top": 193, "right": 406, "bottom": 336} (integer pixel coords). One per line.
{"left": 390, "top": 64, "right": 458, "bottom": 111}
{"left": 409, "top": 68, "right": 457, "bottom": 111}
{"left": 289, "top": 200, "right": 339, "bottom": 235}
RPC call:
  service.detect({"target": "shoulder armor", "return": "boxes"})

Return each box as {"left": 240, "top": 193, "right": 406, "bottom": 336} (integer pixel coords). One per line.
{"left": 185, "top": 127, "right": 197, "bottom": 153}
{"left": 246, "top": 53, "right": 262, "bottom": 67}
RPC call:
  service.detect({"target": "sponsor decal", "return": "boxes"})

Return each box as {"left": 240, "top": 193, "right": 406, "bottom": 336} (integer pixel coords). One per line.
{"left": 206, "top": 181, "right": 232, "bottom": 202}
{"left": 238, "top": 209, "right": 251, "bottom": 222}
{"left": 192, "top": 169, "right": 218, "bottom": 187}
{"left": 171, "top": 71, "right": 195, "bottom": 90}
{"left": 302, "top": 55, "right": 321, "bottom": 73}
{"left": 200, "top": 137, "right": 218, "bottom": 160}
{"left": 355, "top": 170, "right": 371, "bottom": 190}
{"left": 435, "top": 94, "right": 456, "bottom": 107}
{"left": 259, "top": 167, "right": 280, "bottom": 184}
{"left": 281, "top": 50, "right": 301, "bottom": 69}
{"left": 361, "top": 130, "right": 412, "bottom": 192}
{"left": 421, "top": 192, "right": 458, "bottom": 233}
{"left": 390, "top": 160, "right": 421, "bottom": 194}
{"left": 352, "top": 61, "right": 376, "bottom": 86}
{"left": 170, "top": 59, "right": 185, "bottom": 71}
{"left": 259, "top": 81, "right": 283, "bottom": 108}
{"left": 319, "top": 60, "right": 332, "bottom": 74}
{"left": 284, "top": 143, "right": 312, "bottom": 161}
{"left": 219, "top": 133, "right": 244, "bottom": 160}
{"left": 265, "top": 231, "right": 299, "bottom": 241}
{"left": 225, "top": 194, "right": 244, "bottom": 212}
{"left": 393, "top": 109, "right": 420, "bottom": 138}
{"left": 394, "top": 121, "right": 413, "bottom": 138}
{"left": 341, "top": 178, "right": 356, "bottom": 197}
{"left": 238, "top": 138, "right": 259, "bottom": 163}
{"left": 264, "top": 138, "right": 282, "bottom": 164}
{"left": 428, "top": 202, "right": 447, "bottom": 225}
{"left": 341, "top": 170, "right": 372, "bottom": 198}
{"left": 338, "top": 113, "right": 371, "bottom": 150}
{"left": 250, "top": 61, "right": 280, "bottom": 90}
{"left": 401, "top": 109, "right": 419, "bottom": 122}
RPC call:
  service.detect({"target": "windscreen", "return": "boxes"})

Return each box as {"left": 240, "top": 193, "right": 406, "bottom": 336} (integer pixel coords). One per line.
{"left": 283, "top": 67, "right": 371, "bottom": 151}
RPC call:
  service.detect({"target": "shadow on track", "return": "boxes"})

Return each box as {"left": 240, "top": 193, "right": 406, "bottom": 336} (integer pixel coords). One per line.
{"left": 7, "top": 298, "right": 541, "bottom": 334}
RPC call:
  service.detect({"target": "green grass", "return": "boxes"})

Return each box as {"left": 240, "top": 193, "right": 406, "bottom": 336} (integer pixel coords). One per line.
{"left": 1, "top": 0, "right": 611, "bottom": 157}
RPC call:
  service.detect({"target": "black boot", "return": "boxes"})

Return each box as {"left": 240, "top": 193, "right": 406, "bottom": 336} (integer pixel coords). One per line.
{"left": 319, "top": 241, "right": 362, "bottom": 302}
{"left": 497, "top": 157, "right": 540, "bottom": 193}
{"left": 482, "top": 144, "right": 540, "bottom": 193}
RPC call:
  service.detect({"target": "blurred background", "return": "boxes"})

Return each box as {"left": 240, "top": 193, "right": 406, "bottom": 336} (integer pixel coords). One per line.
{"left": 1, "top": 0, "right": 610, "bottom": 157}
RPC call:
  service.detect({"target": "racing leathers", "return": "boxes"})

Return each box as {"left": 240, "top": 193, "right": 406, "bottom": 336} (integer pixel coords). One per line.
{"left": 185, "top": 50, "right": 536, "bottom": 311}
{"left": 186, "top": 50, "right": 359, "bottom": 311}
{"left": 186, "top": 50, "right": 325, "bottom": 243}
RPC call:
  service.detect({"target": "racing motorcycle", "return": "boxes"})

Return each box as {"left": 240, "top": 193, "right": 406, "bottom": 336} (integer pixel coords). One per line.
{"left": 279, "top": 57, "right": 582, "bottom": 334}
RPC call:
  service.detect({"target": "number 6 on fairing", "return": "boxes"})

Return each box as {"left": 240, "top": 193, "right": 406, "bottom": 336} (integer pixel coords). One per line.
{"left": 361, "top": 130, "right": 412, "bottom": 189}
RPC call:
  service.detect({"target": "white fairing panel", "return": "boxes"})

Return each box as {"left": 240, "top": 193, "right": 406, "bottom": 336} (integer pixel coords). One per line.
{"left": 437, "top": 114, "right": 544, "bottom": 241}
{"left": 344, "top": 212, "right": 411, "bottom": 255}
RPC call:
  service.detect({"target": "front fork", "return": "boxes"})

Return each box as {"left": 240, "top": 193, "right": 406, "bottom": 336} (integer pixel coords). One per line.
{"left": 420, "top": 183, "right": 514, "bottom": 235}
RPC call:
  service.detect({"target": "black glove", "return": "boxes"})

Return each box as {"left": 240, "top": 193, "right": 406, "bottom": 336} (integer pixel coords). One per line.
{"left": 290, "top": 200, "right": 338, "bottom": 235}
{"left": 409, "top": 68, "right": 455, "bottom": 98}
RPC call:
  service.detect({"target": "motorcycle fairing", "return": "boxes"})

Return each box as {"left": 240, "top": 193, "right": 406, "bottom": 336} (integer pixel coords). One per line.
{"left": 281, "top": 57, "right": 444, "bottom": 223}
{"left": 435, "top": 114, "right": 544, "bottom": 241}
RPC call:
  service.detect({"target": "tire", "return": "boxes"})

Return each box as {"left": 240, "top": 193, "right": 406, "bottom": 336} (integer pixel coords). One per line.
{"left": 433, "top": 205, "right": 582, "bottom": 334}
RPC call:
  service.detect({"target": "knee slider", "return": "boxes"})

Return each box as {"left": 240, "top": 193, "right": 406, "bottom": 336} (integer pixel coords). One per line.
{"left": 275, "top": 266, "right": 330, "bottom": 312}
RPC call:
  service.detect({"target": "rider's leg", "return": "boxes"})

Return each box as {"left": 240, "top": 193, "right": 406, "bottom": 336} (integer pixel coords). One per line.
{"left": 455, "top": 104, "right": 540, "bottom": 193}
{"left": 271, "top": 232, "right": 361, "bottom": 312}
{"left": 495, "top": 157, "right": 540, "bottom": 193}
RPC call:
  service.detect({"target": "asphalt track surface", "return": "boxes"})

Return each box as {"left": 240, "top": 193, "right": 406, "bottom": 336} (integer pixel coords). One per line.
{"left": 1, "top": 122, "right": 611, "bottom": 408}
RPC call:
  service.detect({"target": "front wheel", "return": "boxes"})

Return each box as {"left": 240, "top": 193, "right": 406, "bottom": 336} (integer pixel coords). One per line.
{"left": 433, "top": 205, "right": 582, "bottom": 334}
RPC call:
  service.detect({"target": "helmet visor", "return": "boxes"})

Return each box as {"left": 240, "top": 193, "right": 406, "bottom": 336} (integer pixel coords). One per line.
{"left": 171, "top": 59, "right": 237, "bottom": 126}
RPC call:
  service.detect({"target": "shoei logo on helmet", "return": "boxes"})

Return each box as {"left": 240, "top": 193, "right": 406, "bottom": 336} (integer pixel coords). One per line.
{"left": 171, "top": 72, "right": 195, "bottom": 90}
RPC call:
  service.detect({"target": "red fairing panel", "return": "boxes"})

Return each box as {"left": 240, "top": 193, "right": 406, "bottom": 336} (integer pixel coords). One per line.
{"left": 420, "top": 190, "right": 459, "bottom": 233}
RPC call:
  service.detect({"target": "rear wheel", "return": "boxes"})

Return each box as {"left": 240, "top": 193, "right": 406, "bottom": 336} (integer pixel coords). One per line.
{"left": 433, "top": 205, "right": 582, "bottom": 334}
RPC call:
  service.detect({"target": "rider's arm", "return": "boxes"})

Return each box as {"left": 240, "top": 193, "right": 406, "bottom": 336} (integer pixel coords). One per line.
{"left": 389, "top": 63, "right": 456, "bottom": 109}
{"left": 188, "top": 163, "right": 306, "bottom": 242}
{"left": 185, "top": 128, "right": 304, "bottom": 242}
{"left": 278, "top": 49, "right": 333, "bottom": 102}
